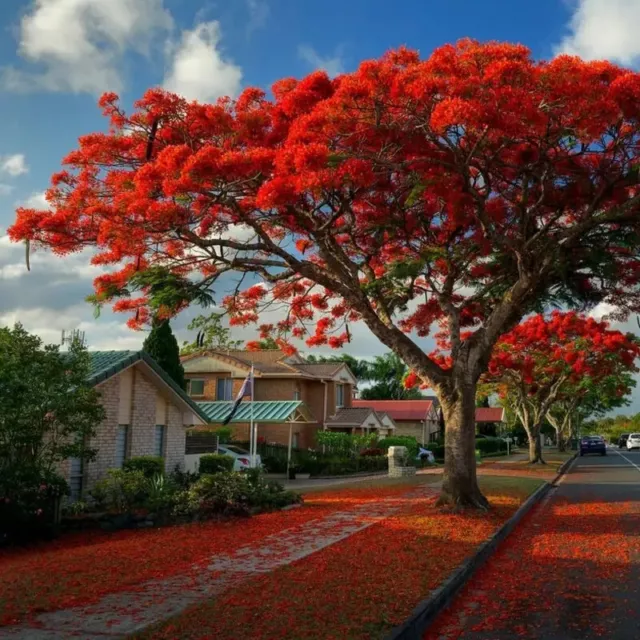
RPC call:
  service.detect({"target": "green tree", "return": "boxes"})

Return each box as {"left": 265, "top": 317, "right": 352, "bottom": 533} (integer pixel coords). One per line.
{"left": 360, "top": 353, "right": 423, "bottom": 400}
{"left": 143, "top": 319, "right": 185, "bottom": 389}
{"left": 180, "top": 312, "right": 243, "bottom": 355}
{"left": 305, "top": 353, "right": 371, "bottom": 380}
{"left": 0, "top": 325, "right": 105, "bottom": 532}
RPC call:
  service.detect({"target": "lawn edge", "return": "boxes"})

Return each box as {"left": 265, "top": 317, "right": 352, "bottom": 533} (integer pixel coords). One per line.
{"left": 384, "top": 452, "right": 578, "bottom": 640}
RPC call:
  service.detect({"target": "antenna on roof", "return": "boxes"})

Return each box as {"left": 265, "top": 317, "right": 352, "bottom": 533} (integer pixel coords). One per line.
{"left": 61, "top": 329, "right": 86, "bottom": 349}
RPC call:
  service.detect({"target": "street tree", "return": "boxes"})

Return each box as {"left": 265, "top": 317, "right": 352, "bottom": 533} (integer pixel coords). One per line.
{"left": 11, "top": 42, "right": 640, "bottom": 507}
{"left": 486, "top": 312, "right": 639, "bottom": 463}
{"left": 547, "top": 370, "right": 636, "bottom": 450}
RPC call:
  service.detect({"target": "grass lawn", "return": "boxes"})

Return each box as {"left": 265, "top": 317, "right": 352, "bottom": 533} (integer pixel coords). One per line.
{"left": 135, "top": 475, "right": 543, "bottom": 640}
{"left": 479, "top": 449, "right": 575, "bottom": 480}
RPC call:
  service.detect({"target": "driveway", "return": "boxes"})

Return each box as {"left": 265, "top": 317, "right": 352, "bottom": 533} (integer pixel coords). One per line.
{"left": 426, "top": 448, "right": 640, "bottom": 640}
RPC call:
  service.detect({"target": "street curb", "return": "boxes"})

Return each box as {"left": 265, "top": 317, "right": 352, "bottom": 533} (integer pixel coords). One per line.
{"left": 385, "top": 453, "right": 578, "bottom": 640}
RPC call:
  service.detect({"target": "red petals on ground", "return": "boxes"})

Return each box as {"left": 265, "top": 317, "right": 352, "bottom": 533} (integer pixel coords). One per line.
{"left": 136, "top": 478, "right": 539, "bottom": 640}
{"left": 425, "top": 498, "right": 640, "bottom": 639}
{"left": 0, "top": 483, "right": 421, "bottom": 626}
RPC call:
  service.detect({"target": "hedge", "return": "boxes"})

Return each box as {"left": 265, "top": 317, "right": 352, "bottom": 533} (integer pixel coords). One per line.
{"left": 199, "top": 453, "right": 235, "bottom": 474}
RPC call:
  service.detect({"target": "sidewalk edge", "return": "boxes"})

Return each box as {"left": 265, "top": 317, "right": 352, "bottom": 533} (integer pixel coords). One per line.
{"left": 385, "top": 453, "right": 578, "bottom": 640}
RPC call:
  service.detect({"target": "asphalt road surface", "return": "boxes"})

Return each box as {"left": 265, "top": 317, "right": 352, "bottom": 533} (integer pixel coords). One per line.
{"left": 426, "top": 447, "right": 640, "bottom": 640}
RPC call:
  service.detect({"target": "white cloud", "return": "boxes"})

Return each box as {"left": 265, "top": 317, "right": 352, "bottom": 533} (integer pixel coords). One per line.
{"left": 22, "top": 190, "right": 50, "bottom": 209}
{"left": 298, "top": 45, "right": 344, "bottom": 78}
{"left": 1, "top": 154, "right": 28, "bottom": 176}
{"left": 588, "top": 301, "right": 617, "bottom": 320}
{"left": 163, "top": 21, "right": 242, "bottom": 103}
{"left": 2, "top": 0, "right": 173, "bottom": 95}
{"left": 554, "top": 0, "right": 640, "bottom": 65}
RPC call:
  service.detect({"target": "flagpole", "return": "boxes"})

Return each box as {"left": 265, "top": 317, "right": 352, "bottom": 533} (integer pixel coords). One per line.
{"left": 250, "top": 364, "right": 255, "bottom": 468}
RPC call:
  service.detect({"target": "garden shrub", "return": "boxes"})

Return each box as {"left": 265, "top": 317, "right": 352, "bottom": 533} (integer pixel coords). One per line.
{"left": 170, "top": 465, "right": 200, "bottom": 489}
{"left": 475, "top": 437, "right": 507, "bottom": 456}
{"left": 90, "top": 469, "right": 148, "bottom": 513}
{"left": 144, "top": 474, "right": 178, "bottom": 514}
{"left": 360, "top": 447, "right": 385, "bottom": 457}
{"left": 262, "top": 455, "right": 288, "bottom": 474}
{"left": 123, "top": 456, "right": 165, "bottom": 478}
{"left": 199, "top": 453, "right": 235, "bottom": 474}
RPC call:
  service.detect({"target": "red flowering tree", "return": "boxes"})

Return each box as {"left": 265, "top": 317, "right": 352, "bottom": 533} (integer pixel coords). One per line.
{"left": 486, "top": 312, "right": 640, "bottom": 463}
{"left": 10, "top": 41, "right": 640, "bottom": 507}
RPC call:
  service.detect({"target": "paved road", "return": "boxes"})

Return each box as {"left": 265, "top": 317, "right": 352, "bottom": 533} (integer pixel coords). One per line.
{"left": 426, "top": 448, "right": 640, "bottom": 640}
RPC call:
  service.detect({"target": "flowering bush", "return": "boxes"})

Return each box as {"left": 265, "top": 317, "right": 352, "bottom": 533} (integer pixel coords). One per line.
{"left": 90, "top": 470, "right": 148, "bottom": 514}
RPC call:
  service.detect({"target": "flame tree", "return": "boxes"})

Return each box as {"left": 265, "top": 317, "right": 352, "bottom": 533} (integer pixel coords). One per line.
{"left": 486, "top": 312, "right": 640, "bottom": 463}
{"left": 10, "top": 41, "right": 640, "bottom": 507}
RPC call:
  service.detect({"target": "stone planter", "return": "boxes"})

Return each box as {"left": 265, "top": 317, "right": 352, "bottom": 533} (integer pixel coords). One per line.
{"left": 387, "top": 446, "right": 417, "bottom": 478}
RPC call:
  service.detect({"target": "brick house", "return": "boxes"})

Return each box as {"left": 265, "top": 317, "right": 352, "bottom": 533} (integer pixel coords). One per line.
{"left": 325, "top": 407, "right": 396, "bottom": 437}
{"left": 62, "top": 351, "right": 207, "bottom": 499}
{"left": 353, "top": 399, "right": 505, "bottom": 443}
{"left": 352, "top": 399, "right": 441, "bottom": 443}
{"left": 181, "top": 349, "right": 358, "bottom": 448}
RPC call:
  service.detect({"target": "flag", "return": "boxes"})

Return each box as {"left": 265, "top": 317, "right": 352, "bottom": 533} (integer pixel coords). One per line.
{"left": 222, "top": 371, "right": 253, "bottom": 425}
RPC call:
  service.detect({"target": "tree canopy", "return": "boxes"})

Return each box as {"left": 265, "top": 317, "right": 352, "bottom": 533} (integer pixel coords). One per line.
{"left": 484, "top": 311, "right": 640, "bottom": 462}
{"left": 180, "top": 312, "right": 244, "bottom": 355}
{"left": 11, "top": 40, "right": 640, "bottom": 507}
{"left": 142, "top": 319, "right": 185, "bottom": 389}
{"left": 0, "top": 324, "right": 105, "bottom": 539}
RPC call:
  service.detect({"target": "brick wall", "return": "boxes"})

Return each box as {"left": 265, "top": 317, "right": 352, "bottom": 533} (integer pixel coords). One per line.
{"left": 184, "top": 372, "right": 231, "bottom": 401}
{"left": 75, "top": 364, "right": 187, "bottom": 494}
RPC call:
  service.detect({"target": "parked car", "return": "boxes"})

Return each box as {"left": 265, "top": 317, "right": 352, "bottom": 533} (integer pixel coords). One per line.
{"left": 619, "top": 433, "right": 630, "bottom": 448}
{"left": 417, "top": 448, "right": 435, "bottom": 464}
{"left": 217, "top": 445, "right": 263, "bottom": 471}
{"left": 626, "top": 433, "right": 640, "bottom": 451}
{"left": 579, "top": 436, "right": 606, "bottom": 456}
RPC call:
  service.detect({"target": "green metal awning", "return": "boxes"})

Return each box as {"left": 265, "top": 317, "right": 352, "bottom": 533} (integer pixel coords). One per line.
{"left": 197, "top": 400, "right": 312, "bottom": 424}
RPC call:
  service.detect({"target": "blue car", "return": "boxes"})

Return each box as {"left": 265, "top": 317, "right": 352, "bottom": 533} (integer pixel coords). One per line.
{"left": 579, "top": 436, "right": 606, "bottom": 456}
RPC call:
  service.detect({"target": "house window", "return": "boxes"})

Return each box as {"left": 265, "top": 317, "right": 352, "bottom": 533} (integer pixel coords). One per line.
{"left": 216, "top": 378, "right": 233, "bottom": 401}
{"left": 115, "top": 425, "right": 129, "bottom": 468}
{"left": 188, "top": 379, "right": 205, "bottom": 396}
{"left": 336, "top": 384, "right": 345, "bottom": 408}
{"left": 294, "top": 388, "right": 301, "bottom": 401}
{"left": 154, "top": 425, "right": 166, "bottom": 457}
{"left": 292, "top": 433, "right": 299, "bottom": 448}
{"left": 69, "top": 456, "right": 84, "bottom": 501}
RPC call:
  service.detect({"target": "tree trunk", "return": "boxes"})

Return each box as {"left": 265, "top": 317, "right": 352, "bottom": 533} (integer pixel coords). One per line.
{"left": 557, "top": 432, "right": 567, "bottom": 452}
{"left": 437, "top": 382, "right": 489, "bottom": 510}
{"left": 527, "top": 424, "right": 546, "bottom": 464}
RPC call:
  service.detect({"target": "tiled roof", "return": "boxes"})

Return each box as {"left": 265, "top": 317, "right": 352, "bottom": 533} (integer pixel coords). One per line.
{"left": 475, "top": 407, "right": 505, "bottom": 423}
{"left": 182, "top": 349, "right": 352, "bottom": 380}
{"left": 326, "top": 407, "right": 379, "bottom": 426}
{"left": 352, "top": 399, "right": 436, "bottom": 421}
{"left": 293, "top": 363, "right": 344, "bottom": 377}
{"left": 197, "top": 400, "right": 309, "bottom": 424}
{"left": 87, "top": 350, "right": 208, "bottom": 423}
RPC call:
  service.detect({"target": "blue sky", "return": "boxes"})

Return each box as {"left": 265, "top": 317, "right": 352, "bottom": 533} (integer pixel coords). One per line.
{"left": 1, "top": 0, "right": 640, "bottom": 410}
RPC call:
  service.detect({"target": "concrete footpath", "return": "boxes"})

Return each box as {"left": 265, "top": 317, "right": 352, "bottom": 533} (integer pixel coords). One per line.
{"left": 0, "top": 483, "right": 440, "bottom": 639}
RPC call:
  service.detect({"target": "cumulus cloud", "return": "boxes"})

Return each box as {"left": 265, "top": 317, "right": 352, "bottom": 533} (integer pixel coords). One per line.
{"left": 1, "top": 154, "right": 28, "bottom": 176}
{"left": 554, "top": 0, "right": 640, "bottom": 65}
{"left": 22, "top": 191, "right": 49, "bottom": 209}
{"left": 298, "top": 45, "right": 344, "bottom": 78}
{"left": 2, "top": 0, "right": 173, "bottom": 95}
{"left": 163, "top": 21, "right": 242, "bottom": 103}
